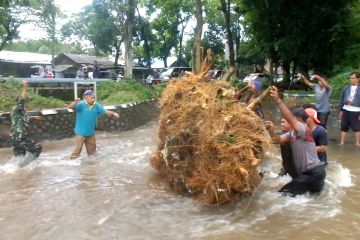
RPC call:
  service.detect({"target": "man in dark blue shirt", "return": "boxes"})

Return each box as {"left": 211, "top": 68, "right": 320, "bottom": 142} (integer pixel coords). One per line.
{"left": 305, "top": 108, "right": 328, "bottom": 165}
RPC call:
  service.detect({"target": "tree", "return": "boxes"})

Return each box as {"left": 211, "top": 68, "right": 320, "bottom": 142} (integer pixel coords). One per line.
{"left": 219, "top": 0, "right": 235, "bottom": 67}
{"left": 4, "top": 39, "right": 85, "bottom": 54}
{"left": 37, "top": 0, "right": 61, "bottom": 67}
{"left": 239, "top": 0, "right": 354, "bottom": 85}
{"left": 143, "top": 0, "right": 193, "bottom": 67}
{"left": 133, "top": 10, "right": 156, "bottom": 68}
{"left": 61, "top": 1, "right": 125, "bottom": 64}
{"left": 193, "top": 0, "right": 203, "bottom": 74}
{"left": 0, "top": 0, "right": 41, "bottom": 51}
{"left": 124, "top": 0, "right": 136, "bottom": 78}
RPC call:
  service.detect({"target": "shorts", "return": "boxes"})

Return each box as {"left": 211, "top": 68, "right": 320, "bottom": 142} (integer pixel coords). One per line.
{"left": 340, "top": 110, "right": 360, "bottom": 132}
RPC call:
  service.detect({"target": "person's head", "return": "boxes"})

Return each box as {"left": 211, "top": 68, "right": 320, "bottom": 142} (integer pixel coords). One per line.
{"left": 251, "top": 80, "right": 262, "bottom": 91}
{"left": 280, "top": 118, "right": 291, "bottom": 132}
{"left": 291, "top": 107, "right": 308, "bottom": 123}
{"left": 304, "top": 108, "right": 320, "bottom": 126}
{"left": 349, "top": 71, "right": 360, "bottom": 86}
{"left": 83, "top": 90, "right": 95, "bottom": 105}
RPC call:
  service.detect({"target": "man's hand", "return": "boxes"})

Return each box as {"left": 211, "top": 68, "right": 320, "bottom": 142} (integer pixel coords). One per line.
{"left": 339, "top": 111, "right": 343, "bottom": 120}
{"left": 299, "top": 74, "right": 304, "bottom": 81}
{"left": 30, "top": 116, "right": 44, "bottom": 121}
{"left": 68, "top": 98, "right": 81, "bottom": 109}
{"left": 270, "top": 86, "right": 282, "bottom": 104}
{"left": 22, "top": 80, "right": 28, "bottom": 87}
{"left": 112, "top": 112, "right": 120, "bottom": 118}
{"left": 264, "top": 120, "right": 274, "bottom": 132}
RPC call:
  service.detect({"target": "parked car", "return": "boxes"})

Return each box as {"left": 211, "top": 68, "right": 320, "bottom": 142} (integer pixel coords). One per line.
{"left": 242, "top": 73, "right": 270, "bottom": 84}
{"left": 206, "top": 70, "right": 223, "bottom": 80}
{"left": 276, "top": 73, "right": 301, "bottom": 83}
{"left": 157, "top": 67, "right": 192, "bottom": 82}
{"left": 98, "top": 70, "right": 123, "bottom": 81}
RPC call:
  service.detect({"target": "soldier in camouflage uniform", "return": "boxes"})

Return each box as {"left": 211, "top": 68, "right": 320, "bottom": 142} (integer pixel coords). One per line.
{"left": 11, "top": 80, "right": 42, "bottom": 162}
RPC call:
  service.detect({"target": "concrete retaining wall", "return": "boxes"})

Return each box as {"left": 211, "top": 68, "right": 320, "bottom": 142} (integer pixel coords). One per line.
{"left": 0, "top": 100, "right": 158, "bottom": 148}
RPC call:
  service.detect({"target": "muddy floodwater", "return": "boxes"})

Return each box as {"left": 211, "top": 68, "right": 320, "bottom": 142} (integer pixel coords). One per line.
{"left": 0, "top": 105, "right": 359, "bottom": 240}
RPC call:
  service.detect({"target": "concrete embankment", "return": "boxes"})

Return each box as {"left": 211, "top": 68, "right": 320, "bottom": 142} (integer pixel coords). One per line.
{"left": 0, "top": 100, "right": 158, "bottom": 148}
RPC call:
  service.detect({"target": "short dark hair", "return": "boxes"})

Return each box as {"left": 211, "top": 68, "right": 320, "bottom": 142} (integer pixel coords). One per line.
{"left": 291, "top": 107, "right": 308, "bottom": 122}
{"left": 350, "top": 71, "right": 360, "bottom": 78}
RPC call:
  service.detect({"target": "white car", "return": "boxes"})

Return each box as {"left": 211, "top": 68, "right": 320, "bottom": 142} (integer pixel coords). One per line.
{"left": 242, "top": 73, "right": 270, "bottom": 84}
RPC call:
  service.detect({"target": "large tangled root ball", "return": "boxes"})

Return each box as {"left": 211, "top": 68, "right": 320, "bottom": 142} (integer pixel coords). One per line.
{"left": 150, "top": 72, "right": 271, "bottom": 205}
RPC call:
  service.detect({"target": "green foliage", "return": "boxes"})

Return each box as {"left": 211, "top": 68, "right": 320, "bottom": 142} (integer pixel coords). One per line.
{"left": 328, "top": 71, "right": 351, "bottom": 99}
{"left": 230, "top": 79, "right": 246, "bottom": 89}
{"left": 28, "top": 95, "right": 65, "bottom": 110}
{"left": 216, "top": 134, "right": 237, "bottom": 144}
{"left": 4, "top": 39, "right": 84, "bottom": 54}
{"left": 0, "top": 0, "right": 42, "bottom": 50}
{"left": 97, "top": 80, "right": 161, "bottom": 105}
{"left": 0, "top": 79, "right": 164, "bottom": 113}
{"left": 237, "top": 40, "right": 266, "bottom": 66}
{"left": 239, "top": 0, "right": 353, "bottom": 76}
{"left": 0, "top": 80, "right": 65, "bottom": 112}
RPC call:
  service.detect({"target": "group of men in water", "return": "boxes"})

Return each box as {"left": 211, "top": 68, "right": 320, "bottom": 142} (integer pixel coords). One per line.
{"left": 253, "top": 71, "right": 359, "bottom": 197}
{"left": 4, "top": 70, "right": 360, "bottom": 197}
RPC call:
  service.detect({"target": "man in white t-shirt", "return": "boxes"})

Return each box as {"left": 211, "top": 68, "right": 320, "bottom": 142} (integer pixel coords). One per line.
{"left": 339, "top": 71, "right": 360, "bottom": 146}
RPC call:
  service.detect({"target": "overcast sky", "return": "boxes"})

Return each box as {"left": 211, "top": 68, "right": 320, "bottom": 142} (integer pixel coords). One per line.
{"left": 18, "top": 0, "right": 92, "bottom": 40}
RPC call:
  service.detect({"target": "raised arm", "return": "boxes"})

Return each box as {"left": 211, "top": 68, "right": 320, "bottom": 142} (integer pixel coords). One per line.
{"left": 313, "top": 75, "right": 331, "bottom": 90}
{"left": 68, "top": 98, "right": 81, "bottom": 109}
{"left": 21, "top": 80, "right": 28, "bottom": 99}
{"left": 299, "top": 74, "right": 314, "bottom": 88}
{"left": 270, "top": 86, "right": 301, "bottom": 132}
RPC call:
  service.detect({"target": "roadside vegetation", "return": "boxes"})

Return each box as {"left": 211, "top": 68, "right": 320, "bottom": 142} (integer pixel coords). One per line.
{"left": 0, "top": 80, "right": 165, "bottom": 113}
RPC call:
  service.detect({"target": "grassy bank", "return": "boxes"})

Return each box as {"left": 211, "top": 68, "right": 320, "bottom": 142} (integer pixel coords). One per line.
{"left": 0, "top": 80, "right": 165, "bottom": 113}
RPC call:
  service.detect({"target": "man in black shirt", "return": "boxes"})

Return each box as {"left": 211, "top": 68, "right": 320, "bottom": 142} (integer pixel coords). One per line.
{"left": 305, "top": 108, "right": 328, "bottom": 165}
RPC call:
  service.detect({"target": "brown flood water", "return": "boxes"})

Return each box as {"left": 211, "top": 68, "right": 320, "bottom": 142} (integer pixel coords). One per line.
{"left": 0, "top": 104, "right": 359, "bottom": 240}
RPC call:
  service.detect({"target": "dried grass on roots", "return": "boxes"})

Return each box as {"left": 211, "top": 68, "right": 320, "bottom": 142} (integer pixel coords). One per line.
{"left": 150, "top": 72, "right": 271, "bottom": 205}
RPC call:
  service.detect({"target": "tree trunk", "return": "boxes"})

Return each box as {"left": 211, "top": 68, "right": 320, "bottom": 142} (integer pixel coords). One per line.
{"left": 178, "top": 20, "right": 189, "bottom": 62}
{"left": 220, "top": 0, "right": 235, "bottom": 67}
{"left": 114, "top": 42, "right": 121, "bottom": 66}
{"left": 269, "top": 57, "right": 274, "bottom": 84}
{"left": 193, "top": 0, "right": 203, "bottom": 74}
{"left": 50, "top": 16, "right": 56, "bottom": 69}
{"left": 124, "top": 0, "right": 136, "bottom": 79}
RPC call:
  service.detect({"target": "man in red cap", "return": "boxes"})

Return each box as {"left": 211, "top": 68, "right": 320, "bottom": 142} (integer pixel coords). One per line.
{"left": 305, "top": 108, "right": 328, "bottom": 165}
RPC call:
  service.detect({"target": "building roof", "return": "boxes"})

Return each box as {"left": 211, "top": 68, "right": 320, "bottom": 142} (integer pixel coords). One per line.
{"left": 53, "top": 64, "right": 75, "bottom": 72}
{"left": 0, "top": 51, "right": 52, "bottom": 64}
{"left": 54, "top": 53, "right": 114, "bottom": 67}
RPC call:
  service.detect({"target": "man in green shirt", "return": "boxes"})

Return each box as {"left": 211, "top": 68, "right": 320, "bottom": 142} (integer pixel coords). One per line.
{"left": 11, "top": 80, "right": 43, "bottom": 167}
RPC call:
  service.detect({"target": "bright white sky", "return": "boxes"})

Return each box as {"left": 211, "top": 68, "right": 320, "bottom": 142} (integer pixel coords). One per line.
{"left": 18, "top": 0, "right": 92, "bottom": 40}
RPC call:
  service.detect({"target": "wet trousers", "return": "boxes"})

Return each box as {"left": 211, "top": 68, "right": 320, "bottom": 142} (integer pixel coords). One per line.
{"left": 12, "top": 137, "right": 42, "bottom": 158}
{"left": 279, "top": 164, "right": 326, "bottom": 197}
{"left": 70, "top": 135, "right": 96, "bottom": 159}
